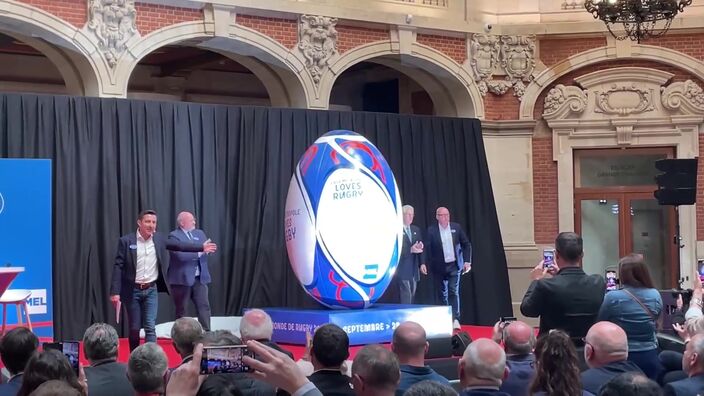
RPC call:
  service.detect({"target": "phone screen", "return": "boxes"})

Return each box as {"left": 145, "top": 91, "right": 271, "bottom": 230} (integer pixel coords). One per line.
{"left": 606, "top": 271, "right": 618, "bottom": 291}
{"left": 543, "top": 249, "right": 555, "bottom": 268}
{"left": 200, "top": 345, "right": 253, "bottom": 374}
{"left": 43, "top": 342, "right": 79, "bottom": 376}
{"left": 698, "top": 260, "right": 704, "bottom": 282}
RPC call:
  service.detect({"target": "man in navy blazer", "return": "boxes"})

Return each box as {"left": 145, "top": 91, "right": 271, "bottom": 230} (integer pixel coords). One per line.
{"left": 110, "top": 210, "right": 217, "bottom": 351}
{"left": 168, "top": 211, "right": 213, "bottom": 330}
{"left": 397, "top": 205, "right": 425, "bottom": 304}
{"left": 664, "top": 333, "right": 704, "bottom": 396}
{"left": 422, "top": 207, "right": 472, "bottom": 329}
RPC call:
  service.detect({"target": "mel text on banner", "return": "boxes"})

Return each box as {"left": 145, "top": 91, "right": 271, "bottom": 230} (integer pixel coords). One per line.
{"left": 0, "top": 159, "right": 53, "bottom": 337}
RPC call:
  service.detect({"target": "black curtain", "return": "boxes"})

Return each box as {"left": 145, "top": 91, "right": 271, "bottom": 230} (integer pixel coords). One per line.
{"left": 0, "top": 93, "right": 511, "bottom": 340}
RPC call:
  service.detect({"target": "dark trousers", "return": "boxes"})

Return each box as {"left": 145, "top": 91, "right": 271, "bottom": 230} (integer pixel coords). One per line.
{"left": 126, "top": 284, "right": 158, "bottom": 351}
{"left": 433, "top": 262, "right": 460, "bottom": 320}
{"left": 171, "top": 277, "right": 211, "bottom": 331}
{"left": 399, "top": 280, "right": 417, "bottom": 304}
{"left": 659, "top": 350, "right": 687, "bottom": 384}
{"left": 628, "top": 349, "right": 664, "bottom": 380}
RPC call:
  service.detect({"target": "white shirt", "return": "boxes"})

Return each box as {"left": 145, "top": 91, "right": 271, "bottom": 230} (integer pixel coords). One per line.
{"left": 439, "top": 224, "right": 456, "bottom": 263}
{"left": 135, "top": 231, "right": 158, "bottom": 283}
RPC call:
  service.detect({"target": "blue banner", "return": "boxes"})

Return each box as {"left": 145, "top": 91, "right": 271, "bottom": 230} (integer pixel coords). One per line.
{"left": 0, "top": 159, "right": 53, "bottom": 337}
{"left": 263, "top": 304, "right": 452, "bottom": 345}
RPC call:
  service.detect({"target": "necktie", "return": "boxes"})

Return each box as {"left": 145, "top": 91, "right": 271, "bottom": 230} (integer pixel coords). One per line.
{"left": 186, "top": 231, "right": 194, "bottom": 240}
{"left": 405, "top": 226, "right": 412, "bottom": 241}
{"left": 186, "top": 231, "right": 201, "bottom": 276}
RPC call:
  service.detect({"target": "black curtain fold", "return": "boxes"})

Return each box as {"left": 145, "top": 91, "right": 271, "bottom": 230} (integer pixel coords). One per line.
{"left": 0, "top": 93, "right": 511, "bottom": 340}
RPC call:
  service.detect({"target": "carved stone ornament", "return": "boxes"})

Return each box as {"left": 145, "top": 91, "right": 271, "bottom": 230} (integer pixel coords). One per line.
{"left": 298, "top": 15, "right": 338, "bottom": 85}
{"left": 594, "top": 83, "right": 654, "bottom": 116}
{"left": 469, "top": 34, "right": 536, "bottom": 100}
{"left": 86, "top": 0, "right": 138, "bottom": 68}
{"left": 661, "top": 79, "right": 704, "bottom": 114}
{"left": 542, "top": 84, "right": 588, "bottom": 119}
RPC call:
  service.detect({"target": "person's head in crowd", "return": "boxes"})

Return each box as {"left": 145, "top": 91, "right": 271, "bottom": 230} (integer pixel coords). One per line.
{"left": 311, "top": 323, "right": 349, "bottom": 371}
{"left": 127, "top": 343, "right": 168, "bottom": 395}
{"left": 554, "top": 232, "right": 583, "bottom": 267}
{"left": 436, "top": 207, "right": 451, "bottom": 228}
{"left": 584, "top": 321, "right": 629, "bottom": 368}
{"left": 16, "top": 349, "right": 85, "bottom": 396}
{"left": 351, "top": 344, "right": 400, "bottom": 396}
{"left": 392, "top": 321, "right": 428, "bottom": 366}
{"left": 597, "top": 372, "right": 663, "bottom": 396}
{"left": 28, "top": 380, "right": 83, "bottom": 396}
{"left": 403, "top": 379, "right": 458, "bottom": 396}
{"left": 196, "top": 374, "right": 244, "bottom": 396}
{"left": 684, "top": 316, "right": 704, "bottom": 340}
{"left": 458, "top": 338, "right": 507, "bottom": 389}
{"left": 530, "top": 330, "right": 583, "bottom": 396}
{"left": 177, "top": 211, "right": 196, "bottom": 232}
{"left": 618, "top": 254, "right": 655, "bottom": 289}
{"left": 171, "top": 317, "right": 203, "bottom": 359}
{"left": 0, "top": 326, "right": 39, "bottom": 376}
{"left": 402, "top": 205, "right": 415, "bottom": 226}
{"left": 137, "top": 209, "right": 158, "bottom": 239}
{"left": 200, "top": 329, "right": 241, "bottom": 347}
{"left": 682, "top": 333, "right": 704, "bottom": 377}
{"left": 240, "top": 309, "right": 274, "bottom": 342}
{"left": 502, "top": 321, "right": 536, "bottom": 355}
{"left": 82, "top": 323, "right": 119, "bottom": 364}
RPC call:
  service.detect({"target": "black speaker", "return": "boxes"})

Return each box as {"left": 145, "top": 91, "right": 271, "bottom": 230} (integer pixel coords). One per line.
{"left": 451, "top": 331, "right": 473, "bottom": 356}
{"left": 654, "top": 158, "right": 698, "bottom": 205}
{"left": 426, "top": 336, "right": 453, "bottom": 359}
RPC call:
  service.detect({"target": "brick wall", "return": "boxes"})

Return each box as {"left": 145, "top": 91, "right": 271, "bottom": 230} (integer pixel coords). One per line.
{"left": 699, "top": 134, "right": 704, "bottom": 241}
{"left": 483, "top": 92, "right": 521, "bottom": 121}
{"left": 236, "top": 15, "right": 298, "bottom": 49}
{"left": 337, "top": 25, "right": 389, "bottom": 54}
{"left": 642, "top": 34, "right": 704, "bottom": 62}
{"left": 19, "top": 0, "right": 87, "bottom": 28}
{"left": 416, "top": 34, "right": 466, "bottom": 64}
{"left": 134, "top": 3, "right": 203, "bottom": 36}
{"left": 533, "top": 136, "right": 559, "bottom": 244}
{"left": 539, "top": 37, "right": 606, "bottom": 67}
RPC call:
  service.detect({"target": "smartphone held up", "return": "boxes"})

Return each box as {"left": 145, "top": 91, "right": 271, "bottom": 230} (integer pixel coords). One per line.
{"left": 200, "top": 345, "right": 254, "bottom": 375}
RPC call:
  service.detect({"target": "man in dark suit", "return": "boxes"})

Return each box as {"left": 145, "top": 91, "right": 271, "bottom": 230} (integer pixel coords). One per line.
{"left": 82, "top": 323, "right": 133, "bottom": 396}
{"left": 520, "top": 232, "right": 605, "bottom": 342}
{"left": 306, "top": 323, "right": 354, "bottom": 395}
{"left": 422, "top": 206, "right": 472, "bottom": 329}
{"left": 398, "top": 205, "right": 424, "bottom": 304}
{"left": 110, "top": 210, "right": 217, "bottom": 351}
{"left": 664, "top": 333, "right": 704, "bottom": 396}
{"left": 0, "top": 327, "right": 38, "bottom": 396}
{"left": 168, "top": 211, "right": 213, "bottom": 330}
{"left": 581, "top": 322, "right": 643, "bottom": 395}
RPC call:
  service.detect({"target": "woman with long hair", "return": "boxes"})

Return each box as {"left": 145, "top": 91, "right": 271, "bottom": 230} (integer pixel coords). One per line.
{"left": 530, "top": 330, "right": 591, "bottom": 396}
{"left": 597, "top": 253, "right": 663, "bottom": 379}
{"left": 16, "top": 349, "right": 86, "bottom": 396}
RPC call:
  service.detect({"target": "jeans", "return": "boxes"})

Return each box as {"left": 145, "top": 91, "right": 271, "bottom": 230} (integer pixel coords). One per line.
{"left": 126, "top": 284, "right": 158, "bottom": 351}
{"left": 433, "top": 263, "right": 460, "bottom": 320}
{"left": 171, "top": 277, "right": 212, "bottom": 331}
{"left": 659, "top": 350, "right": 687, "bottom": 384}
{"left": 399, "top": 280, "right": 417, "bottom": 305}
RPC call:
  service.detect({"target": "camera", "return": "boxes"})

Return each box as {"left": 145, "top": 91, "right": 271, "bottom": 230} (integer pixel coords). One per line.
{"left": 484, "top": 23, "right": 493, "bottom": 32}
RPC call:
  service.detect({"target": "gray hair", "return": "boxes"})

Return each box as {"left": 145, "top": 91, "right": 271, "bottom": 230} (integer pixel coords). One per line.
{"left": 240, "top": 309, "right": 273, "bottom": 341}
{"left": 352, "top": 344, "right": 400, "bottom": 391}
{"left": 127, "top": 343, "right": 168, "bottom": 393}
{"left": 83, "top": 323, "right": 119, "bottom": 362}
{"left": 692, "top": 334, "right": 704, "bottom": 367}
{"left": 402, "top": 205, "right": 414, "bottom": 214}
{"left": 404, "top": 380, "right": 458, "bottom": 396}
{"left": 462, "top": 340, "right": 506, "bottom": 387}
{"left": 171, "top": 318, "right": 203, "bottom": 356}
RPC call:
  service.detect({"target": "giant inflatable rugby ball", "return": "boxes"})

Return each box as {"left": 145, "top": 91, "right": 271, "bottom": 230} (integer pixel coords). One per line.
{"left": 284, "top": 130, "right": 403, "bottom": 309}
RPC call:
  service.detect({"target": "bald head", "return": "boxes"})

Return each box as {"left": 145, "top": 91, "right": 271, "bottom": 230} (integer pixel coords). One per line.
{"left": 392, "top": 322, "right": 427, "bottom": 362}
{"left": 503, "top": 321, "right": 535, "bottom": 355}
{"left": 460, "top": 338, "right": 506, "bottom": 388}
{"left": 584, "top": 321, "right": 628, "bottom": 368}
{"left": 240, "top": 309, "right": 273, "bottom": 342}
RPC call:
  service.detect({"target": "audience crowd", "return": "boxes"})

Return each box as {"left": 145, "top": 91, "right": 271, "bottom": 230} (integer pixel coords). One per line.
{"left": 0, "top": 232, "right": 702, "bottom": 396}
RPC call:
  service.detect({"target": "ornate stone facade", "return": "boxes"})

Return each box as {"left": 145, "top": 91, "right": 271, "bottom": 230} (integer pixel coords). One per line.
{"left": 297, "top": 14, "right": 338, "bottom": 85}
{"left": 86, "top": 0, "right": 138, "bottom": 67}
{"left": 469, "top": 34, "right": 536, "bottom": 100}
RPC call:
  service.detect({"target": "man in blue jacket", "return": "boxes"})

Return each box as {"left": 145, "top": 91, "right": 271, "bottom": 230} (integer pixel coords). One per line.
{"left": 168, "top": 211, "right": 213, "bottom": 331}
{"left": 664, "top": 333, "right": 704, "bottom": 396}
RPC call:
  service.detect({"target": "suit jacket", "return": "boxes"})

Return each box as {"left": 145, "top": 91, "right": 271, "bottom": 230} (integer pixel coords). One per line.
{"left": 398, "top": 224, "right": 424, "bottom": 281}
{"left": 308, "top": 370, "right": 354, "bottom": 396}
{"left": 167, "top": 228, "right": 211, "bottom": 286}
{"left": 580, "top": 360, "right": 643, "bottom": 395}
{"left": 110, "top": 231, "right": 203, "bottom": 301}
{"left": 84, "top": 360, "right": 133, "bottom": 396}
{"left": 499, "top": 354, "right": 535, "bottom": 396}
{"left": 520, "top": 266, "right": 606, "bottom": 339}
{"left": 425, "top": 222, "right": 472, "bottom": 273}
{"left": 664, "top": 374, "right": 704, "bottom": 396}
{"left": 0, "top": 374, "right": 22, "bottom": 396}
